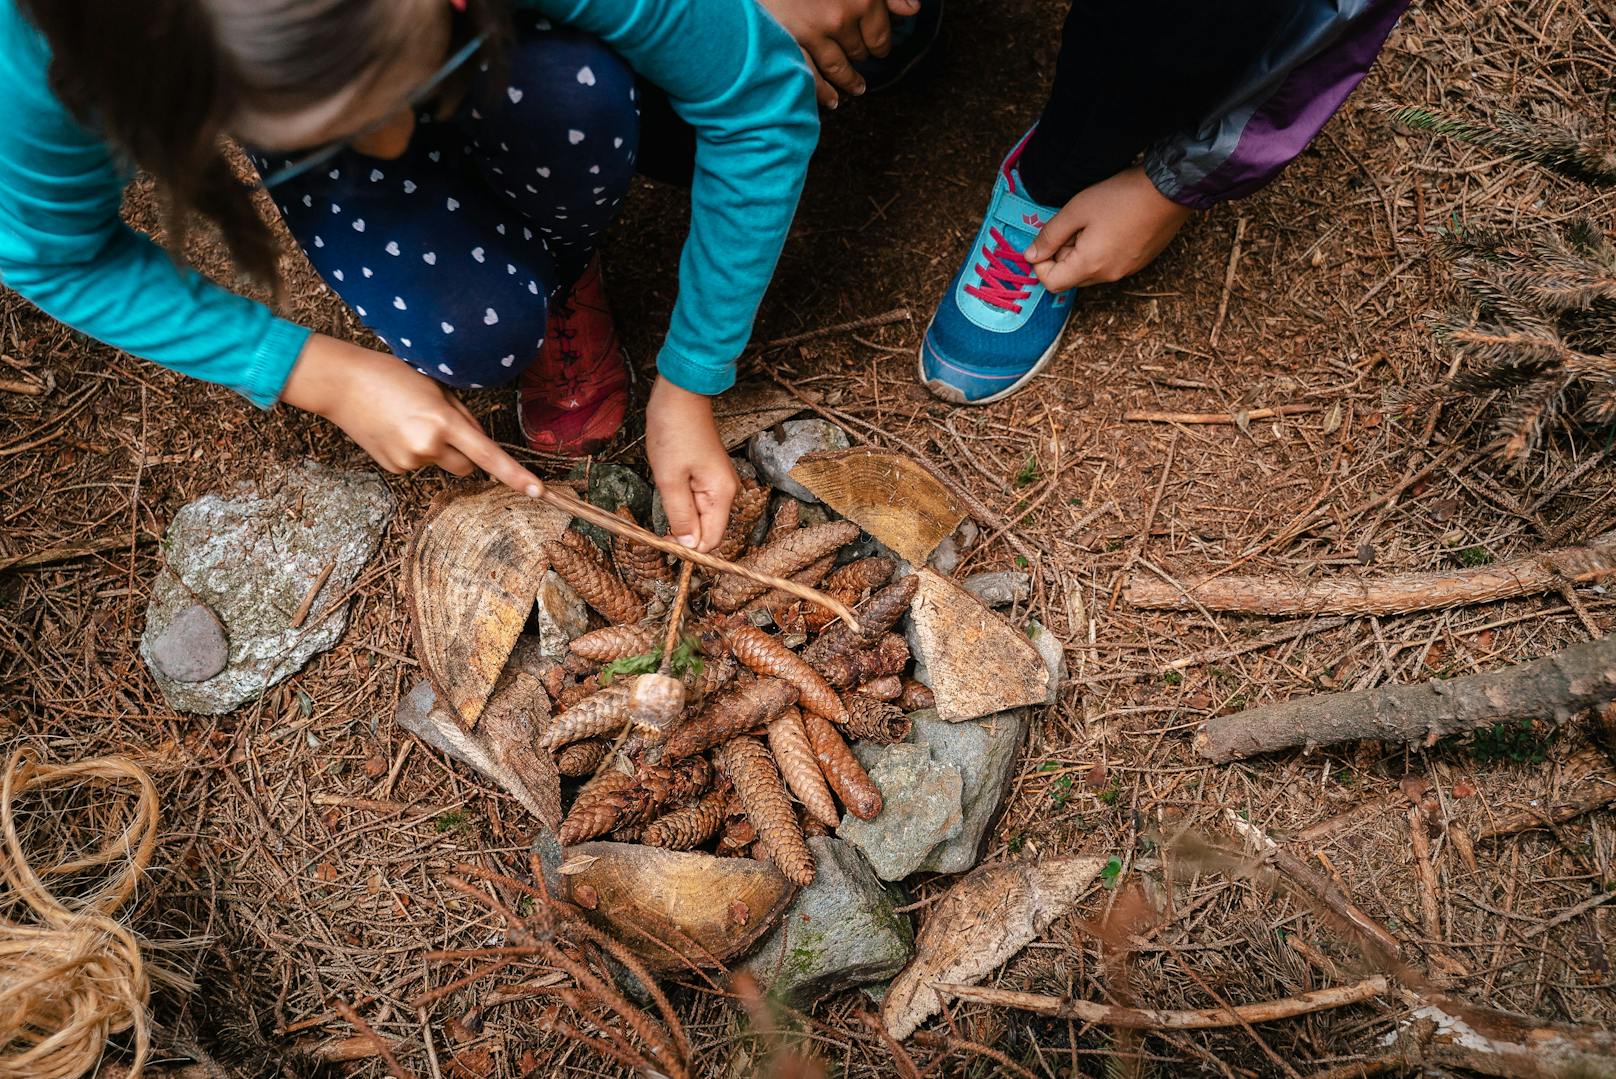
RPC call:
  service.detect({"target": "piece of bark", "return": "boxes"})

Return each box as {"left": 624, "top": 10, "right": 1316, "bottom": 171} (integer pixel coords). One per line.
{"left": 904, "top": 569, "right": 1050, "bottom": 722}
{"left": 803, "top": 575, "right": 920, "bottom": 666}
{"left": 816, "top": 634, "right": 910, "bottom": 689}
{"left": 788, "top": 448, "right": 969, "bottom": 566}
{"left": 715, "top": 484, "right": 771, "bottom": 562}
{"left": 843, "top": 695, "right": 912, "bottom": 744}
{"left": 937, "top": 976, "right": 1388, "bottom": 1029}
{"left": 767, "top": 708, "right": 840, "bottom": 827}
{"left": 727, "top": 624, "right": 847, "bottom": 721}
{"left": 709, "top": 522, "right": 861, "bottom": 612}
{"left": 881, "top": 854, "right": 1107, "bottom": 1040}
{"left": 643, "top": 787, "right": 730, "bottom": 850}
{"left": 1125, "top": 535, "right": 1616, "bottom": 616}
{"left": 1198, "top": 636, "right": 1616, "bottom": 762}
{"left": 611, "top": 506, "right": 674, "bottom": 596}
{"left": 719, "top": 737, "right": 816, "bottom": 887}
{"left": 571, "top": 624, "right": 658, "bottom": 662}
{"left": 539, "top": 681, "right": 633, "bottom": 749}
{"left": 662, "top": 678, "right": 800, "bottom": 760}
{"left": 1385, "top": 990, "right": 1616, "bottom": 1079}
{"left": 555, "top": 738, "right": 609, "bottom": 777}
{"left": 405, "top": 485, "right": 572, "bottom": 726}
{"left": 800, "top": 711, "right": 881, "bottom": 820}
{"left": 394, "top": 680, "right": 557, "bottom": 826}
{"left": 543, "top": 538, "right": 645, "bottom": 625}
{"left": 478, "top": 642, "right": 562, "bottom": 827}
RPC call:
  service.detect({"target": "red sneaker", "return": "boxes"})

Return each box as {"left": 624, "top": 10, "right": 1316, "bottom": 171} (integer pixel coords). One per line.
{"left": 518, "top": 256, "right": 630, "bottom": 456}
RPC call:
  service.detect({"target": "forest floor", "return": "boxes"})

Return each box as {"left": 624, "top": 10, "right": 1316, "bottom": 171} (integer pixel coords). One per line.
{"left": 3, "top": 0, "right": 1614, "bottom": 1075}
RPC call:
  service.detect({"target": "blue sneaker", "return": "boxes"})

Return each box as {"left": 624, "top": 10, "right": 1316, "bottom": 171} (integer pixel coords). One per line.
{"left": 919, "top": 130, "right": 1075, "bottom": 404}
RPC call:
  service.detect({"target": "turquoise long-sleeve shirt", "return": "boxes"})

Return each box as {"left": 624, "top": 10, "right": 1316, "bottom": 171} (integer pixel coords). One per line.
{"left": 0, "top": 0, "right": 817, "bottom": 406}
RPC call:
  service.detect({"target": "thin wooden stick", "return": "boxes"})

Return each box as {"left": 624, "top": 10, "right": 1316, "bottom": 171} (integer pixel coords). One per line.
{"left": 659, "top": 561, "right": 695, "bottom": 675}
{"left": 933, "top": 976, "right": 1388, "bottom": 1029}
{"left": 1122, "top": 404, "right": 1319, "bottom": 425}
{"left": 333, "top": 999, "right": 416, "bottom": 1079}
{"left": 539, "top": 486, "right": 861, "bottom": 632}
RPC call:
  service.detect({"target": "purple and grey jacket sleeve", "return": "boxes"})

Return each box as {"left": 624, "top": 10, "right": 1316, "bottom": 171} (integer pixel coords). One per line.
{"left": 1144, "top": 0, "right": 1410, "bottom": 210}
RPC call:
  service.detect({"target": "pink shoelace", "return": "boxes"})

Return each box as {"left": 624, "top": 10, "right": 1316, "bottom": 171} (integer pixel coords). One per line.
{"left": 963, "top": 227, "right": 1037, "bottom": 313}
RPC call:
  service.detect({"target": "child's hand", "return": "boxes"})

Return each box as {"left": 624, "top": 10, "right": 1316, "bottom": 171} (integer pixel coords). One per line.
{"left": 759, "top": 0, "right": 922, "bottom": 106}
{"left": 1022, "top": 166, "right": 1193, "bottom": 292}
{"left": 281, "top": 334, "right": 544, "bottom": 497}
{"left": 645, "top": 376, "right": 739, "bottom": 553}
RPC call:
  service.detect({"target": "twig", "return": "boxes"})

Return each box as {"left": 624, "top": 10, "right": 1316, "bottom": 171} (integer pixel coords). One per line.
{"left": 1408, "top": 805, "right": 1443, "bottom": 940}
{"left": 1520, "top": 889, "right": 1616, "bottom": 940}
{"left": 333, "top": 999, "right": 416, "bottom": 1079}
{"left": 0, "top": 534, "right": 156, "bottom": 574}
{"left": 1122, "top": 405, "right": 1320, "bottom": 425}
{"left": 1209, "top": 216, "right": 1248, "bottom": 349}
{"left": 660, "top": 561, "right": 695, "bottom": 672}
{"left": 752, "top": 308, "right": 911, "bottom": 351}
{"left": 0, "top": 378, "right": 44, "bottom": 396}
{"left": 1163, "top": 617, "right": 1349, "bottom": 671}
{"left": 290, "top": 561, "right": 336, "bottom": 630}
{"left": 932, "top": 976, "right": 1387, "bottom": 1029}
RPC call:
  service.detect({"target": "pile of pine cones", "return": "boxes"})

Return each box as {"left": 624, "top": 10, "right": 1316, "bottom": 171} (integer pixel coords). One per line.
{"left": 532, "top": 479, "right": 934, "bottom": 887}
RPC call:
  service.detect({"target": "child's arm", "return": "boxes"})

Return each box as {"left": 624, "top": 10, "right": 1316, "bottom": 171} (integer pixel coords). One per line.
{"left": 527, "top": 0, "right": 819, "bottom": 550}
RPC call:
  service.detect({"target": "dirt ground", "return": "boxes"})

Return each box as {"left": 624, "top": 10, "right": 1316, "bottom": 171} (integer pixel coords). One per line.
{"left": 3, "top": 0, "right": 1615, "bottom": 1075}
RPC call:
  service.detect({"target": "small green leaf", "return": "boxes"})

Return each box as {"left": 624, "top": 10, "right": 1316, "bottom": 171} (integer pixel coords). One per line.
{"left": 296, "top": 690, "right": 314, "bottom": 717}
{"left": 1162, "top": 670, "right": 1182, "bottom": 686}
{"left": 1037, "top": 761, "right": 1061, "bottom": 773}
{"left": 1014, "top": 456, "right": 1041, "bottom": 487}
{"left": 1100, "top": 857, "right": 1123, "bottom": 888}
{"left": 1014, "top": 554, "right": 1030, "bottom": 568}
{"left": 598, "top": 651, "right": 660, "bottom": 685}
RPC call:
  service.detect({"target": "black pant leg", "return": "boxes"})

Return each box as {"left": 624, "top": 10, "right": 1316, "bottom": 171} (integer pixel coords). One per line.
{"left": 1017, "top": 0, "right": 1291, "bottom": 206}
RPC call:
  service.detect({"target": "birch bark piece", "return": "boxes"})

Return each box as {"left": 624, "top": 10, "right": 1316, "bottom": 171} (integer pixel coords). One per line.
{"left": 405, "top": 484, "right": 572, "bottom": 726}
{"left": 881, "top": 854, "right": 1106, "bottom": 1040}
{"left": 558, "top": 841, "right": 797, "bottom": 972}
{"left": 789, "top": 448, "right": 968, "bottom": 566}
{"left": 907, "top": 569, "right": 1051, "bottom": 722}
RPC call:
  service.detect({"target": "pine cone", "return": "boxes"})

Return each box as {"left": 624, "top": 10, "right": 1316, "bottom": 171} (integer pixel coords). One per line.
{"left": 554, "top": 738, "right": 609, "bottom": 777}
{"left": 539, "top": 662, "right": 569, "bottom": 703}
{"left": 801, "top": 711, "right": 882, "bottom": 820}
{"left": 802, "top": 587, "right": 860, "bottom": 633}
{"left": 766, "top": 497, "right": 802, "bottom": 543}
{"left": 709, "top": 521, "right": 861, "bottom": 611}
{"left": 643, "top": 787, "right": 730, "bottom": 850}
{"left": 816, "top": 633, "right": 912, "bottom": 689}
{"left": 571, "top": 624, "right": 658, "bottom": 662}
{"left": 557, "top": 527, "right": 597, "bottom": 555}
{"left": 555, "top": 680, "right": 599, "bottom": 711}
{"left": 558, "top": 770, "right": 637, "bottom": 844}
{"left": 719, "top": 737, "right": 816, "bottom": 887}
{"left": 726, "top": 624, "right": 847, "bottom": 721}
{"left": 767, "top": 707, "right": 840, "bottom": 827}
{"left": 715, "top": 483, "right": 770, "bottom": 561}
{"left": 823, "top": 556, "right": 896, "bottom": 596}
{"left": 900, "top": 679, "right": 935, "bottom": 712}
{"left": 742, "top": 554, "right": 836, "bottom": 624}
{"left": 716, "top": 800, "right": 758, "bottom": 858}
{"left": 540, "top": 682, "right": 633, "bottom": 749}
{"left": 842, "top": 694, "right": 911, "bottom": 744}
{"left": 803, "top": 575, "right": 919, "bottom": 665}
{"left": 612, "top": 506, "right": 674, "bottom": 596}
{"left": 544, "top": 538, "right": 645, "bottom": 625}
{"left": 663, "top": 677, "right": 799, "bottom": 759}
{"left": 858, "top": 674, "right": 904, "bottom": 701}
{"left": 686, "top": 653, "right": 738, "bottom": 705}
{"left": 636, "top": 755, "right": 713, "bottom": 806}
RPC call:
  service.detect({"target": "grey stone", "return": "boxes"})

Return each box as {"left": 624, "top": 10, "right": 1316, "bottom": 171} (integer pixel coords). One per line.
{"left": 569, "top": 462, "right": 652, "bottom": 548}
{"left": 147, "top": 603, "right": 229, "bottom": 682}
{"left": 838, "top": 743, "right": 963, "bottom": 881}
{"left": 910, "top": 709, "right": 1029, "bottom": 874}
{"left": 139, "top": 460, "right": 393, "bottom": 714}
{"left": 903, "top": 614, "right": 930, "bottom": 689}
{"left": 1027, "top": 618, "right": 1065, "bottom": 704}
{"left": 747, "top": 419, "right": 850, "bottom": 502}
{"left": 534, "top": 570, "right": 590, "bottom": 656}
{"left": 742, "top": 837, "right": 913, "bottom": 1006}
{"left": 961, "top": 571, "right": 1032, "bottom": 608}
{"left": 926, "top": 519, "right": 981, "bottom": 575}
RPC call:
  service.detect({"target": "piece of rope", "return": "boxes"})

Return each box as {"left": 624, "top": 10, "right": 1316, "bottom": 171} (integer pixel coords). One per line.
{"left": 0, "top": 749, "right": 159, "bottom": 1079}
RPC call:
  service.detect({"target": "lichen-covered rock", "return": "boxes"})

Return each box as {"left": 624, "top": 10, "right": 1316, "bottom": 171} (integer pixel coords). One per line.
{"left": 742, "top": 837, "right": 913, "bottom": 1005}
{"left": 568, "top": 462, "right": 653, "bottom": 549}
{"left": 535, "top": 570, "right": 590, "bottom": 656}
{"left": 960, "top": 571, "right": 1032, "bottom": 608}
{"left": 748, "top": 420, "right": 850, "bottom": 502}
{"left": 140, "top": 460, "right": 392, "bottom": 714}
{"left": 838, "top": 744, "right": 962, "bottom": 881}
{"left": 146, "top": 603, "right": 229, "bottom": 683}
{"left": 1027, "top": 618, "right": 1065, "bottom": 704}
{"left": 910, "top": 709, "right": 1028, "bottom": 874}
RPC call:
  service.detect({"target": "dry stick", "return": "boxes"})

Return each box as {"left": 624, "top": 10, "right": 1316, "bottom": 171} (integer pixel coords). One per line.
{"left": 1127, "top": 533, "right": 1616, "bottom": 617}
{"left": 1122, "top": 404, "right": 1320, "bottom": 425}
{"left": 750, "top": 307, "right": 911, "bottom": 351}
{"left": 934, "top": 976, "right": 1387, "bottom": 1030}
{"left": 289, "top": 561, "right": 336, "bottom": 630}
{"left": 332, "top": 999, "right": 416, "bottom": 1079}
{"left": 1199, "top": 634, "right": 1616, "bottom": 762}
{"left": 1110, "top": 432, "right": 1179, "bottom": 612}
{"left": 539, "top": 485, "right": 859, "bottom": 632}
{"left": 1208, "top": 215, "right": 1247, "bottom": 349}
{"left": 0, "top": 534, "right": 156, "bottom": 574}
{"left": 660, "top": 561, "right": 695, "bottom": 671}
{"left": 1162, "top": 617, "right": 1349, "bottom": 672}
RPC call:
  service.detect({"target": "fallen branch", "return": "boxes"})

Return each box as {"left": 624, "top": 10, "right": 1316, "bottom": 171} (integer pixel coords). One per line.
{"left": 1121, "top": 404, "right": 1319, "bottom": 425}
{"left": 1477, "top": 749, "right": 1616, "bottom": 839}
{"left": 1127, "top": 534, "right": 1616, "bottom": 616}
{"left": 1198, "top": 636, "right": 1616, "bottom": 762}
{"left": 0, "top": 534, "right": 155, "bottom": 574}
{"left": 1388, "top": 992, "right": 1616, "bottom": 1079}
{"left": 933, "top": 976, "right": 1387, "bottom": 1029}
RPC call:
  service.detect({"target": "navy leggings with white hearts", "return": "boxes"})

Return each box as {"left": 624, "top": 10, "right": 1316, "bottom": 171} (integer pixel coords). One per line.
{"left": 251, "top": 20, "right": 639, "bottom": 389}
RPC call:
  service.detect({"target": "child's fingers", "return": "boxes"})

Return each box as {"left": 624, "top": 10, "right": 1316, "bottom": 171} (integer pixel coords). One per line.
{"left": 885, "top": 0, "right": 923, "bottom": 14}
{"left": 448, "top": 421, "right": 546, "bottom": 497}
{"left": 858, "top": 3, "right": 893, "bottom": 57}
{"left": 434, "top": 445, "right": 478, "bottom": 478}
{"left": 1025, "top": 202, "right": 1088, "bottom": 263}
{"left": 661, "top": 479, "right": 702, "bottom": 550}
{"left": 1032, "top": 246, "right": 1097, "bottom": 292}
{"left": 801, "top": 46, "right": 838, "bottom": 107}
{"left": 809, "top": 39, "right": 864, "bottom": 96}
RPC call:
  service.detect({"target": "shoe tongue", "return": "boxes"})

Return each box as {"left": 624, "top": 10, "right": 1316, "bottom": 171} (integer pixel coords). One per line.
{"left": 993, "top": 168, "right": 1044, "bottom": 258}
